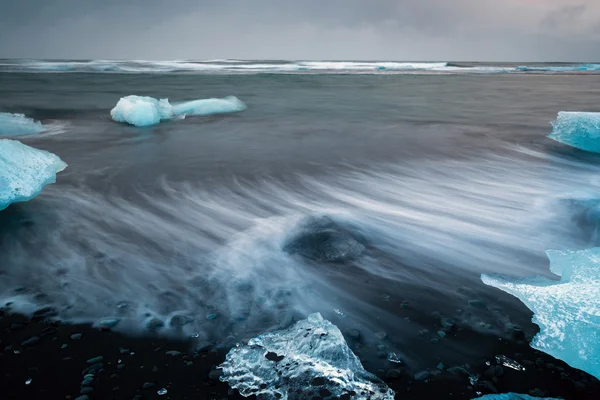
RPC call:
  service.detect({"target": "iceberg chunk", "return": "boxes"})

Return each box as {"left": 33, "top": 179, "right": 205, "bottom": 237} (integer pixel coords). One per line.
{"left": 472, "top": 394, "right": 560, "bottom": 400}
{"left": 0, "top": 112, "right": 44, "bottom": 136}
{"left": 219, "top": 312, "right": 394, "bottom": 400}
{"left": 110, "top": 95, "right": 246, "bottom": 127}
{"left": 548, "top": 112, "right": 600, "bottom": 153}
{"left": 482, "top": 248, "right": 600, "bottom": 380}
{"left": 171, "top": 96, "right": 246, "bottom": 116}
{"left": 110, "top": 96, "right": 174, "bottom": 127}
{"left": 0, "top": 139, "right": 67, "bottom": 210}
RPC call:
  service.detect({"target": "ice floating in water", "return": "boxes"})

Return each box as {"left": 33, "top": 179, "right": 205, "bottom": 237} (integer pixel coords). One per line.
{"left": 283, "top": 215, "right": 366, "bottom": 262}
{"left": 0, "top": 112, "right": 44, "bottom": 136}
{"left": 547, "top": 112, "right": 600, "bottom": 153}
{"left": 516, "top": 64, "right": 600, "bottom": 72}
{"left": 219, "top": 312, "right": 394, "bottom": 400}
{"left": 110, "top": 96, "right": 174, "bottom": 127}
{"left": 472, "top": 393, "right": 560, "bottom": 400}
{"left": 482, "top": 248, "right": 600, "bottom": 380}
{"left": 110, "top": 95, "right": 246, "bottom": 127}
{"left": 171, "top": 96, "right": 246, "bottom": 116}
{"left": 0, "top": 139, "right": 67, "bottom": 211}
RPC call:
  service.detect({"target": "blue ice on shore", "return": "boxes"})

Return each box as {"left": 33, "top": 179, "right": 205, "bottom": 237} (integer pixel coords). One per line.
{"left": 0, "top": 112, "right": 44, "bottom": 136}
{"left": 472, "top": 393, "right": 560, "bottom": 400}
{"left": 219, "top": 312, "right": 394, "bottom": 400}
{"left": 0, "top": 139, "right": 67, "bottom": 210}
{"left": 548, "top": 112, "right": 600, "bottom": 153}
{"left": 482, "top": 248, "right": 600, "bottom": 380}
{"left": 110, "top": 95, "right": 246, "bottom": 127}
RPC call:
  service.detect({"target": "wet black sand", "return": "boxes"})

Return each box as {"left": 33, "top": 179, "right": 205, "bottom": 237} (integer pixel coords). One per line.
{"left": 1, "top": 310, "right": 598, "bottom": 400}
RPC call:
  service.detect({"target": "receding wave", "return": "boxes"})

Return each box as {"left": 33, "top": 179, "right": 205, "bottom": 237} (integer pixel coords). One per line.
{"left": 1, "top": 143, "right": 599, "bottom": 361}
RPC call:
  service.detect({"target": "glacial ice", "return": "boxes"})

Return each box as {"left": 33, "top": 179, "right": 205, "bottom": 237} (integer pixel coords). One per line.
{"left": 0, "top": 139, "right": 67, "bottom": 210}
{"left": 171, "top": 96, "right": 246, "bottom": 116}
{"left": 472, "top": 394, "right": 560, "bottom": 400}
{"left": 218, "top": 312, "right": 394, "bottom": 400}
{"left": 482, "top": 248, "right": 600, "bottom": 380}
{"left": 110, "top": 95, "right": 246, "bottom": 127}
{"left": 547, "top": 112, "right": 600, "bottom": 153}
{"left": 0, "top": 112, "right": 44, "bottom": 136}
{"left": 110, "top": 96, "right": 174, "bottom": 127}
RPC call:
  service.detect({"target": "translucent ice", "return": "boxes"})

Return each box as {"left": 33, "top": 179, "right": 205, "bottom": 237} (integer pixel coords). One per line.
{"left": 472, "top": 393, "right": 560, "bottom": 400}
{"left": 547, "top": 112, "right": 600, "bottom": 153}
{"left": 0, "top": 139, "right": 67, "bottom": 210}
{"left": 171, "top": 96, "right": 246, "bottom": 116}
{"left": 218, "top": 312, "right": 394, "bottom": 400}
{"left": 110, "top": 96, "right": 174, "bottom": 127}
{"left": 482, "top": 248, "right": 600, "bottom": 379}
{"left": 0, "top": 112, "right": 44, "bottom": 136}
{"left": 110, "top": 95, "right": 246, "bottom": 127}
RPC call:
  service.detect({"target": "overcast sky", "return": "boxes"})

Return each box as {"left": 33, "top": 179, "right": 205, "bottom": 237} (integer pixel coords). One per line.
{"left": 1, "top": 0, "right": 599, "bottom": 61}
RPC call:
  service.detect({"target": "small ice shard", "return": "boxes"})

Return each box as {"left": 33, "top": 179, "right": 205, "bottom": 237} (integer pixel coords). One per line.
{"left": 482, "top": 248, "right": 600, "bottom": 379}
{"left": 495, "top": 355, "right": 525, "bottom": 371}
{"left": 171, "top": 96, "right": 246, "bottom": 116}
{"left": 0, "top": 112, "right": 44, "bottom": 136}
{"left": 0, "top": 139, "right": 67, "bottom": 211}
{"left": 547, "top": 112, "right": 600, "bottom": 153}
{"left": 471, "top": 394, "right": 560, "bottom": 400}
{"left": 218, "top": 312, "right": 394, "bottom": 400}
{"left": 110, "top": 95, "right": 246, "bottom": 127}
{"left": 110, "top": 96, "right": 173, "bottom": 127}
{"left": 283, "top": 216, "right": 366, "bottom": 262}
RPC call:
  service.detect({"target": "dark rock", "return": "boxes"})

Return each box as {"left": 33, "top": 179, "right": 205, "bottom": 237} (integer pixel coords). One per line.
{"left": 142, "top": 382, "right": 155, "bottom": 389}
{"left": 283, "top": 216, "right": 365, "bottom": 262}
{"left": 70, "top": 333, "right": 82, "bottom": 340}
{"left": 87, "top": 356, "right": 103, "bottom": 364}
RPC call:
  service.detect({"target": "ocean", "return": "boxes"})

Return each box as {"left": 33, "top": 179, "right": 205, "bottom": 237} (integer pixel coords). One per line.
{"left": 1, "top": 60, "right": 600, "bottom": 399}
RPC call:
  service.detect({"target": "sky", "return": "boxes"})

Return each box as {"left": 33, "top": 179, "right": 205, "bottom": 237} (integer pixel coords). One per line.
{"left": 1, "top": 0, "right": 599, "bottom": 61}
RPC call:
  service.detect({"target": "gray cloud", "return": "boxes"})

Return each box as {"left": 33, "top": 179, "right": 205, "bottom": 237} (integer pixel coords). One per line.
{"left": 1, "top": 0, "right": 599, "bottom": 61}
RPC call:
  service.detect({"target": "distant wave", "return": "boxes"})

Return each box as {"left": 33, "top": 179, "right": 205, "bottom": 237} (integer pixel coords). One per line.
{"left": 1, "top": 59, "right": 599, "bottom": 75}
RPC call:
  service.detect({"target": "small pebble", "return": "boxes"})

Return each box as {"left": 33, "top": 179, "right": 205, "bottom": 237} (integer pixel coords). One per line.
{"left": 437, "top": 331, "right": 446, "bottom": 338}
{"left": 21, "top": 336, "right": 40, "bottom": 347}
{"left": 157, "top": 388, "right": 168, "bottom": 395}
{"left": 142, "top": 382, "right": 155, "bottom": 389}
{"left": 70, "top": 333, "right": 82, "bottom": 340}
{"left": 87, "top": 356, "right": 103, "bottom": 364}
{"left": 414, "top": 371, "right": 430, "bottom": 381}
{"left": 80, "top": 387, "right": 94, "bottom": 394}
{"left": 206, "top": 313, "right": 218, "bottom": 321}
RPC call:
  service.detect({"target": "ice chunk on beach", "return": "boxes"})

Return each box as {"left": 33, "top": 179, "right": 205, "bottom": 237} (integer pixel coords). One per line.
{"left": 171, "top": 96, "right": 246, "bottom": 116}
{"left": 110, "top": 95, "right": 174, "bottom": 127}
{"left": 472, "top": 393, "right": 560, "bottom": 400}
{"left": 0, "top": 112, "right": 44, "bottom": 136}
{"left": 110, "top": 95, "right": 246, "bottom": 126}
{"left": 0, "top": 139, "right": 67, "bottom": 210}
{"left": 548, "top": 112, "right": 600, "bottom": 153}
{"left": 218, "top": 312, "right": 394, "bottom": 400}
{"left": 482, "top": 248, "right": 600, "bottom": 380}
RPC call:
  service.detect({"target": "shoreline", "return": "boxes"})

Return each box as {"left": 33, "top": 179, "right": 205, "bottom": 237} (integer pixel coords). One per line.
{"left": 1, "top": 309, "right": 598, "bottom": 400}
